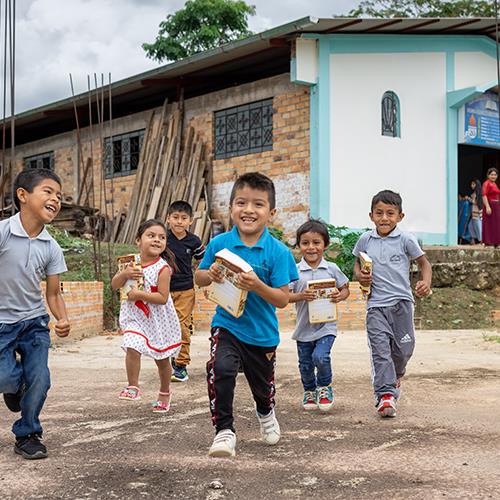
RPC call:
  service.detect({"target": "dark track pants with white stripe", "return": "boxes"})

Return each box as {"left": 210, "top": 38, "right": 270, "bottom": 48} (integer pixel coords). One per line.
{"left": 207, "top": 327, "right": 277, "bottom": 433}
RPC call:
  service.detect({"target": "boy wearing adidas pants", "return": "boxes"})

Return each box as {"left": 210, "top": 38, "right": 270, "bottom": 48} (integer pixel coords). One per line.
{"left": 353, "top": 190, "right": 432, "bottom": 418}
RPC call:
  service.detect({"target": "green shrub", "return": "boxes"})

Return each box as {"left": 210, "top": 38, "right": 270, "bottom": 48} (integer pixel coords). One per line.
{"left": 325, "top": 224, "right": 364, "bottom": 280}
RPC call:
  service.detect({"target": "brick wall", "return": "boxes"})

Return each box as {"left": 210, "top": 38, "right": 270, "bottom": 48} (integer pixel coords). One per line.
{"left": 41, "top": 281, "right": 103, "bottom": 341}
{"left": 7, "top": 74, "right": 311, "bottom": 234}
{"left": 193, "top": 281, "right": 367, "bottom": 332}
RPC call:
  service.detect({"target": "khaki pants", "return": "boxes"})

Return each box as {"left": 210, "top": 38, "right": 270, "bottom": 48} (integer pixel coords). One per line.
{"left": 171, "top": 289, "right": 196, "bottom": 367}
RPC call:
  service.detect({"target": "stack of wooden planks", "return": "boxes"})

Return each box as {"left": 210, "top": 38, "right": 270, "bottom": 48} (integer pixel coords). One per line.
{"left": 115, "top": 98, "right": 212, "bottom": 245}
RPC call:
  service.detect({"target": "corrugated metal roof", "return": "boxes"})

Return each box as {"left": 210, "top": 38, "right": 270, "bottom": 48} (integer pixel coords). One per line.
{"left": 9, "top": 17, "right": 500, "bottom": 145}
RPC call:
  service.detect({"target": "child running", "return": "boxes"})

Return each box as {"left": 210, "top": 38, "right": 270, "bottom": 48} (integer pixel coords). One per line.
{"left": 166, "top": 200, "right": 205, "bottom": 383}
{"left": 352, "top": 190, "right": 432, "bottom": 418}
{"left": 0, "top": 168, "right": 70, "bottom": 459}
{"left": 111, "top": 219, "right": 181, "bottom": 413}
{"left": 289, "top": 219, "right": 349, "bottom": 412}
{"left": 195, "top": 172, "right": 298, "bottom": 458}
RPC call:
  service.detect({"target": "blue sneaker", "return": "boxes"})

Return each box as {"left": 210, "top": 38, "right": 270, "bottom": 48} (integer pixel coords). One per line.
{"left": 302, "top": 390, "right": 317, "bottom": 411}
{"left": 316, "top": 386, "right": 334, "bottom": 412}
{"left": 171, "top": 364, "right": 189, "bottom": 382}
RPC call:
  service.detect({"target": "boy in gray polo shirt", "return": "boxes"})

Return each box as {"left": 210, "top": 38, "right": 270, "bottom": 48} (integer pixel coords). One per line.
{"left": 0, "top": 169, "right": 70, "bottom": 459}
{"left": 290, "top": 220, "right": 349, "bottom": 412}
{"left": 353, "top": 190, "right": 431, "bottom": 418}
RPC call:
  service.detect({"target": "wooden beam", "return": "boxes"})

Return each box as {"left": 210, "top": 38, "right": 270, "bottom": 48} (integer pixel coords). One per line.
{"left": 362, "top": 19, "right": 403, "bottom": 33}
{"left": 42, "top": 109, "right": 75, "bottom": 118}
{"left": 323, "top": 19, "right": 363, "bottom": 33}
{"left": 398, "top": 19, "right": 441, "bottom": 33}
{"left": 439, "top": 19, "right": 482, "bottom": 32}
{"left": 269, "top": 38, "right": 289, "bottom": 47}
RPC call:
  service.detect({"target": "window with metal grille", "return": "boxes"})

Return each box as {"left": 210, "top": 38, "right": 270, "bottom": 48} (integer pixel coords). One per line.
{"left": 24, "top": 151, "right": 54, "bottom": 170}
{"left": 381, "top": 91, "right": 401, "bottom": 138}
{"left": 104, "top": 129, "right": 145, "bottom": 178}
{"left": 214, "top": 98, "right": 273, "bottom": 160}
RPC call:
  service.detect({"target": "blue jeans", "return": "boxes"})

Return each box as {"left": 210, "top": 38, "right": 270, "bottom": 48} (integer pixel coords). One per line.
{"left": 296, "top": 335, "right": 335, "bottom": 391}
{"left": 0, "top": 314, "right": 51, "bottom": 437}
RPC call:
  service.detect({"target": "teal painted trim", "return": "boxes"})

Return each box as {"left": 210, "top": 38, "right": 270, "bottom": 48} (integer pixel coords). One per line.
{"left": 315, "top": 37, "right": 331, "bottom": 221}
{"left": 448, "top": 79, "right": 498, "bottom": 108}
{"left": 446, "top": 51, "right": 458, "bottom": 246}
{"left": 301, "top": 34, "right": 496, "bottom": 57}
{"left": 309, "top": 84, "right": 319, "bottom": 217}
{"left": 414, "top": 232, "right": 448, "bottom": 246}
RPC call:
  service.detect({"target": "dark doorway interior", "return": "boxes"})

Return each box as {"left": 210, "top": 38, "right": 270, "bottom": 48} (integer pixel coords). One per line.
{"left": 458, "top": 144, "right": 500, "bottom": 196}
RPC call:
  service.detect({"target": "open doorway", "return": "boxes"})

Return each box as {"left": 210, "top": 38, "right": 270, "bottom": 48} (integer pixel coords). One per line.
{"left": 457, "top": 144, "right": 500, "bottom": 244}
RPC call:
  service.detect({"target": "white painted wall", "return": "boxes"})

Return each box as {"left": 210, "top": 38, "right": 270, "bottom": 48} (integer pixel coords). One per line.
{"left": 455, "top": 52, "right": 496, "bottom": 89}
{"left": 329, "top": 52, "right": 447, "bottom": 235}
{"left": 295, "top": 38, "right": 318, "bottom": 84}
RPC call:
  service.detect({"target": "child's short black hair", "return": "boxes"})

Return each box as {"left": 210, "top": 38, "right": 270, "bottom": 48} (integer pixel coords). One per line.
{"left": 13, "top": 168, "right": 62, "bottom": 210}
{"left": 296, "top": 219, "right": 330, "bottom": 246}
{"left": 229, "top": 172, "right": 276, "bottom": 210}
{"left": 371, "top": 189, "right": 403, "bottom": 212}
{"left": 167, "top": 200, "right": 193, "bottom": 217}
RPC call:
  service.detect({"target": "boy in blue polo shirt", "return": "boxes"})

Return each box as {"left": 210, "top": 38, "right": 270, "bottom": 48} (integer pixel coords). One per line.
{"left": 353, "top": 190, "right": 432, "bottom": 418}
{"left": 195, "top": 172, "right": 298, "bottom": 458}
{"left": 0, "top": 169, "right": 70, "bottom": 459}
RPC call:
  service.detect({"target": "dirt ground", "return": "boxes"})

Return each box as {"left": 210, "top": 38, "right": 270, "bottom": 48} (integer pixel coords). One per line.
{"left": 0, "top": 328, "right": 499, "bottom": 500}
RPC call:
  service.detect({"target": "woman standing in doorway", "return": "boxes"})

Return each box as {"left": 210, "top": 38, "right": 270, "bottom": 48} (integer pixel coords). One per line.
{"left": 482, "top": 168, "right": 500, "bottom": 247}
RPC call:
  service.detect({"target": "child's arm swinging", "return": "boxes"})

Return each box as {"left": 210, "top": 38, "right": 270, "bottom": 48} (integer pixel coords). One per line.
{"left": 45, "top": 274, "right": 71, "bottom": 337}
{"left": 127, "top": 268, "right": 171, "bottom": 305}
{"left": 414, "top": 255, "right": 432, "bottom": 297}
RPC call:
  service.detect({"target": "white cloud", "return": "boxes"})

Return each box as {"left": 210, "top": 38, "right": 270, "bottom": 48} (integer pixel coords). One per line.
{"left": 9, "top": 0, "right": 359, "bottom": 113}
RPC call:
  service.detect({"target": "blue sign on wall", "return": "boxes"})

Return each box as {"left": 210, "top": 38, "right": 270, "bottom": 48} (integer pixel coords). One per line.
{"left": 464, "top": 92, "right": 500, "bottom": 148}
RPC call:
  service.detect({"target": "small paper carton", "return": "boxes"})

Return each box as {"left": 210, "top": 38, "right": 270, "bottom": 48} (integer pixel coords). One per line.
{"left": 117, "top": 254, "right": 143, "bottom": 301}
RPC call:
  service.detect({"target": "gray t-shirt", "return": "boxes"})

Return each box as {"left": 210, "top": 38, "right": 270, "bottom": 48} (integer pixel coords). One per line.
{"left": 352, "top": 227, "right": 424, "bottom": 309}
{"left": 290, "top": 258, "right": 349, "bottom": 342}
{"left": 0, "top": 213, "right": 67, "bottom": 324}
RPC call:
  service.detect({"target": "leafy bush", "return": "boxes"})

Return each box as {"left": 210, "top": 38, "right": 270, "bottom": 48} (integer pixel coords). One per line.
{"left": 325, "top": 224, "right": 364, "bottom": 280}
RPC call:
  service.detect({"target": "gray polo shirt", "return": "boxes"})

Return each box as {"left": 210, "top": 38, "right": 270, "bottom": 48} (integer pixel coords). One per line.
{"left": 0, "top": 213, "right": 67, "bottom": 324}
{"left": 352, "top": 227, "right": 424, "bottom": 309}
{"left": 290, "top": 258, "right": 349, "bottom": 342}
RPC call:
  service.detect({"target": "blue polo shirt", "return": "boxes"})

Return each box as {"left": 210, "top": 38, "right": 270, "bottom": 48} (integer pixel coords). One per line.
{"left": 0, "top": 213, "right": 67, "bottom": 324}
{"left": 199, "top": 226, "right": 298, "bottom": 347}
{"left": 352, "top": 227, "right": 424, "bottom": 309}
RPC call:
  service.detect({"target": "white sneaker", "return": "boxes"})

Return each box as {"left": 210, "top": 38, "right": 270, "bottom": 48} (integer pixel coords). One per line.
{"left": 208, "top": 429, "right": 236, "bottom": 458}
{"left": 257, "top": 409, "right": 281, "bottom": 445}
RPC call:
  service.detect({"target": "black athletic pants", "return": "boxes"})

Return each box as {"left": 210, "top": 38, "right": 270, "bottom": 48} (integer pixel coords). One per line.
{"left": 207, "top": 327, "right": 277, "bottom": 433}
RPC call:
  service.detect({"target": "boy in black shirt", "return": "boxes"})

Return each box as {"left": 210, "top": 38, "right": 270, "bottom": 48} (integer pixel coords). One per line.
{"left": 167, "top": 201, "right": 205, "bottom": 382}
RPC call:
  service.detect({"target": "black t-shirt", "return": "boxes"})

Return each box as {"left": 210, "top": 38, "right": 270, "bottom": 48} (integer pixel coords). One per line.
{"left": 168, "top": 230, "right": 205, "bottom": 291}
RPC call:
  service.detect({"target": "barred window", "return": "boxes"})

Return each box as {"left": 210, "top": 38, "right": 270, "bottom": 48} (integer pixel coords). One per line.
{"left": 381, "top": 91, "right": 401, "bottom": 138}
{"left": 104, "top": 129, "right": 145, "bottom": 178}
{"left": 24, "top": 151, "right": 54, "bottom": 170}
{"left": 214, "top": 98, "right": 273, "bottom": 160}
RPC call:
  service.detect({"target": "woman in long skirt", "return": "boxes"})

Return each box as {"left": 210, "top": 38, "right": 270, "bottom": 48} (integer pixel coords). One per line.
{"left": 482, "top": 168, "right": 500, "bottom": 247}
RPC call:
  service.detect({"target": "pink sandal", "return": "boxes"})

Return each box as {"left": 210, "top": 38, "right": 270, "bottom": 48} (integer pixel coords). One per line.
{"left": 152, "top": 391, "right": 171, "bottom": 413}
{"left": 119, "top": 385, "right": 141, "bottom": 401}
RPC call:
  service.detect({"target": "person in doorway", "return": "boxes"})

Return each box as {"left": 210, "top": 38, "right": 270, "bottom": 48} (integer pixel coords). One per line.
{"left": 482, "top": 168, "right": 500, "bottom": 247}
{"left": 467, "top": 179, "right": 483, "bottom": 245}
{"left": 0, "top": 168, "right": 70, "bottom": 459}
{"left": 166, "top": 200, "right": 205, "bottom": 383}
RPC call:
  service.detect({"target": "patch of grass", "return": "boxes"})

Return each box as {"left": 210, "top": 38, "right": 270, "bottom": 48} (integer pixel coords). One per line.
{"left": 418, "top": 287, "right": 497, "bottom": 330}
{"left": 482, "top": 334, "right": 500, "bottom": 343}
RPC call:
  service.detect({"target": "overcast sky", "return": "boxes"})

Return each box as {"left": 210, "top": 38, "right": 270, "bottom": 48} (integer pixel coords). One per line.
{"left": 9, "top": 0, "right": 359, "bottom": 114}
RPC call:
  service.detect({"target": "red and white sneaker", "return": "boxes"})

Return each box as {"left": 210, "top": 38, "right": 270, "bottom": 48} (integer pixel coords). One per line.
{"left": 377, "top": 394, "right": 397, "bottom": 418}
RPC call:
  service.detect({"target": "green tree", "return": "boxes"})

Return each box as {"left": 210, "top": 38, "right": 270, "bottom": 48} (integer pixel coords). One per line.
{"left": 143, "top": 0, "right": 256, "bottom": 62}
{"left": 341, "top": 0, "right": 495, "bottom": 18}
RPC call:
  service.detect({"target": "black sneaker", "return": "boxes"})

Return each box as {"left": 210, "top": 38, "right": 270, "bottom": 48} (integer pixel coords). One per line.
{"left": 14, "top": 434, "right": 48, "bottom": 460}
{"left": 3, "top": 384, "right": 24, "bottom": 412}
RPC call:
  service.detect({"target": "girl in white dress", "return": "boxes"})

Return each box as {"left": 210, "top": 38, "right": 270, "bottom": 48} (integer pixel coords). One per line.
{"left": 111, "top": 219, "right": 181, "bottom": 413}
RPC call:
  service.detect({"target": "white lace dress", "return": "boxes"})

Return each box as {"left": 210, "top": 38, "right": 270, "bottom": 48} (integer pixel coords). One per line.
{"left": 120, "top": 257, "right": 181, "bottom": 360}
